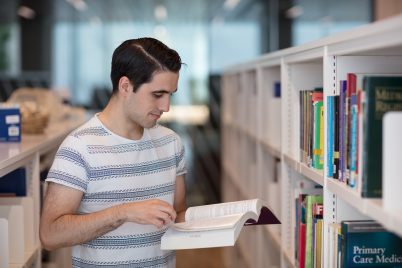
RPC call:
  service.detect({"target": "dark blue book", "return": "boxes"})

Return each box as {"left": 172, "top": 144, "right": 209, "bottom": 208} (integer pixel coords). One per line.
{"left": 341, "top": 220, "right": 402, "bottom": 267}
{"left": 0, "top": 168, "right": 26, "bottom": 196}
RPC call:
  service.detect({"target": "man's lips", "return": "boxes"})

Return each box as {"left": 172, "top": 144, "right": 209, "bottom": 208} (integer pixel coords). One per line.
{"left": 150, "top": 113, "right": 161, "bottom": 119}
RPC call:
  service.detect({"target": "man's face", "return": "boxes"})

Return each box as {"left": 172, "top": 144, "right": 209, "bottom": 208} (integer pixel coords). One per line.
{"left": 125, "top": 71, "right": 179, "bottom": 129}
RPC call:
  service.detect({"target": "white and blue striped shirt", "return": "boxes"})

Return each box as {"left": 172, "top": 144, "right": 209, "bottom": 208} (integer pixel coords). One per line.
{"left": 46, "top": 115, "right": 186, "bottom": 267}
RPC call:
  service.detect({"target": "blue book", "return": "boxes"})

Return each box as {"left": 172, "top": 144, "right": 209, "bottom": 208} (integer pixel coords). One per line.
{"left": 349, "top": 94, "right": 358, "bottom": 188}
{"left": 341, "top": 221, "right": 402, "bottom": 267}
{"left": 0, "top": 168, "right": 26, "bottom": 196}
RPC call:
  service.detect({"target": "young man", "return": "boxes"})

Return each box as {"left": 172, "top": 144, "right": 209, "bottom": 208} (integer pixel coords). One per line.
{"left": 40, "top": 38, "right": 187, "bottom": 267}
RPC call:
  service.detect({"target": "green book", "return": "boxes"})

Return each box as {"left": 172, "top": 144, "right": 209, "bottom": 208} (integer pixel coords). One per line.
{"left": 304, "top": 194, "right": 323, "bottom": 268}
{"left": 313, "top": 100, "right": 323, "bottom": 169}
{"left": 362, "top": 76, "right": 402, "bottom": 197}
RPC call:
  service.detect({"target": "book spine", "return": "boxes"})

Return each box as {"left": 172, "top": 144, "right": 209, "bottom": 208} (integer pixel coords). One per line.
{"left": 349, "top": 94, "right": 358, "bottom": 188}
{"left": 339, "top": 81, "right": 347, "bottom": 183}
{"left": 327, "top": 96, "right": 334, "bottom": 177}
{"left": 333, "top": 96, "right": 340, "bottom": 179}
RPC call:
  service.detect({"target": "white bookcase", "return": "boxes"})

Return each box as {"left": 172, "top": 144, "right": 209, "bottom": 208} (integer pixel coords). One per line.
{"left": 0, "top": 108, "right": 87, "bottom": 268}
{"left": 221, "top": 15, "right": 402, "bottom": 268}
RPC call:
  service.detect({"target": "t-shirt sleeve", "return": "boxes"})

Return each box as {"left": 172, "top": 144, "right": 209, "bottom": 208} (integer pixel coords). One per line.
{"left": 174, "top": 133, "right": 187, "bottom": 176}
{"left": 46, "top": 135, "right": 89, "bottom": 193}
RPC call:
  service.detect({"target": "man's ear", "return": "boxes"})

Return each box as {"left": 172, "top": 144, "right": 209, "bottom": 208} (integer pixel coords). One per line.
{"left": 118, "top": 76, "right": 132, "bottom": 95}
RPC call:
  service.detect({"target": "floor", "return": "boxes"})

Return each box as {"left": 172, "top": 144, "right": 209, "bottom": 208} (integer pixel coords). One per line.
{"left": 176, "top": 247, "right": 226, "bottom": 268}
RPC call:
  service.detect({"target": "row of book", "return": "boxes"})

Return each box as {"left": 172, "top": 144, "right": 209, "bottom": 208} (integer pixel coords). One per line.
{"left": 294, "top": 192, "right": 402, "bottom": 268}
{"left": 295, "top": 192, "right": 323, "bottom": 268}
{"left": 299, "top": 89, "right": 324, "bottom": 170}
{"left": 327, "top": 75, "right": 402, "bottom": 197}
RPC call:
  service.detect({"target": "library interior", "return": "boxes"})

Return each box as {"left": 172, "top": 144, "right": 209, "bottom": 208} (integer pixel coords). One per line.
{"left": 1, "top": 0, "right": 402, "bottom": 267}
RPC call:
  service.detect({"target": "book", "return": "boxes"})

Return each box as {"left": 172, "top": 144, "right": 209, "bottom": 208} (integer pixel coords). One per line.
{"left": 312, "top": 93, "right": 323, "bottom": 169}
{"left": 304, "top": 195, "right": 323, "bottom": 268}
{"left": 0, "top": 168, "right": 26, "bottom": 196}
{"left": 341, "top": 220, "right": 402, "bottom": 267}
{"left": 160, "top": 199, "right": 280, "bottom": 250}
{"left": 361, "top": 76, "right": 402, "bottom": 197}
{"left": 327, "top": 96, "right": 334, "bottom": 177}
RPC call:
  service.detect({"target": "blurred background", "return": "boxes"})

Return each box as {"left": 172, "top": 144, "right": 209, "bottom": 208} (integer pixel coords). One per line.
{"left": 0, "top": 0, "right": 399, "bottom": 208}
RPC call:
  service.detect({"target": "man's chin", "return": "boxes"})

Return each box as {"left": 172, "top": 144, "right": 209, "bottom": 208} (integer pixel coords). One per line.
{"left": 144, "top": 120, "right": 157, "bottom": 128}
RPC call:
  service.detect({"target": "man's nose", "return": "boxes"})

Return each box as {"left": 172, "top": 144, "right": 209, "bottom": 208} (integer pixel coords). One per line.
{"left": 159, "top": 95, "right": 170, "bottom": 112}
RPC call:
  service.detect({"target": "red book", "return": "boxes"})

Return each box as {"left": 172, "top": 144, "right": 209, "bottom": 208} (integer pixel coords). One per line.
{"left": 299, "top": 223, "right": 306, "bottom": 268}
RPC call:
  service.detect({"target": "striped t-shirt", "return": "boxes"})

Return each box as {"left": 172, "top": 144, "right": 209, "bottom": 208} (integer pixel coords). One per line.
{"left": 46, "top": 115, "right": 186, "bottom": 267}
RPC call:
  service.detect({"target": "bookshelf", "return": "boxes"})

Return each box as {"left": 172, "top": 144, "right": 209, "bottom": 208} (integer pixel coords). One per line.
{"left": 0, "top": 108, "right": 87, "bottom": 268}
{"left": 221, "top": 15, "right": 402, "bottom": 268}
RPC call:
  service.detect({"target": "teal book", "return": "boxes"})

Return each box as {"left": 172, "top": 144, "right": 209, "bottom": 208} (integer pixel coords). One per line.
{"left": 341, "top": 221, "right": 402, "bottom": 267}
{"left": 362, "top": 76, "right": 402, "bottom": 197}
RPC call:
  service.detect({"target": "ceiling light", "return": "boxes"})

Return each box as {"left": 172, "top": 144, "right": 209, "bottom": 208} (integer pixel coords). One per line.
{"left": 154, "top": 5, "right": 168, "bottom": 21}
{"left": 223, "top": 0, "right": 240, "bottom": 11}
{"left": 285, "top": 5, "right": 303, "bottom": 19}
{"left": 66, "top": 0, "right": 87, "bottom": 12}
{"left": 17, "top": 5, "right": 36, "bottom": 19}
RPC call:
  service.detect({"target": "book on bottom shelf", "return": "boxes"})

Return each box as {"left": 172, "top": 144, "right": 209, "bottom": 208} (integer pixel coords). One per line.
{"left": 341, "top": 220, "right": 402, "bottom": 268}
{"left": 160, "top": 199, "right": 280, "bottom": 250}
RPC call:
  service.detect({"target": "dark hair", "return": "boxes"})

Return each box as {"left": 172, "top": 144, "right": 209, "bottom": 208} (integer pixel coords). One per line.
{"left": 110, "top": 37, "right": 182, "bottom": 93}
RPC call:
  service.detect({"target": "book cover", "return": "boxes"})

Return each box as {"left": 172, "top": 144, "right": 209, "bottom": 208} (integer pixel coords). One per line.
{"left": 362, "top": 76, "right": 402, "bottom": 197}
{"left": 341, "top": 221, "right": 402, "bottom": 267}
{"left": 160, "top": 199, "right": 280, "bottom": 250}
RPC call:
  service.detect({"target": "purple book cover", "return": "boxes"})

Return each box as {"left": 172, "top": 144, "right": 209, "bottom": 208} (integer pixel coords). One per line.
{"left": 339, "top": 80, "right": 347, "bottom": 182}
{"left": 245, "top": 206, "right": 281, "bottom": 225}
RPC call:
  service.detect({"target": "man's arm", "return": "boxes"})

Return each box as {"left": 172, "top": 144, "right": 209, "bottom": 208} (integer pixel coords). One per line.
{"left": 40, "top": 182, "right": 177, "bottom": 250}
{"left": 174, "top": 174, "right": 187, "bottom": 222}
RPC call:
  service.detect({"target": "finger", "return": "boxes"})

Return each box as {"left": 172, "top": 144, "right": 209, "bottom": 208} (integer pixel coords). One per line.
{"left": 156, "top": 203, "right": 177, "bottom": 220}
{"left": 156, "top": 211, "right": 174, "bottom": 226}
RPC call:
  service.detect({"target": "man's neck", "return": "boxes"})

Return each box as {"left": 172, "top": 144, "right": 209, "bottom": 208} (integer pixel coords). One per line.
{"left": 98, "top": 98, "right": 144, "bottom": 140}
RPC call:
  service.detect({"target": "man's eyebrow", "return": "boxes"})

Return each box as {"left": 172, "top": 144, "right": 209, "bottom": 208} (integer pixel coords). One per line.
{"left": 153, "top": 88, "right": 178, "bottom": 93}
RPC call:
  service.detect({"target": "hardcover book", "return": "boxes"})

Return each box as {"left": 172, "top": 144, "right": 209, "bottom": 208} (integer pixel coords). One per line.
{"left": 341, "top": 221, "right": 402, "bottom": 267}
{"left": 362, "top": 76, "right": 402, "bottom": 197}
{"left": 160, "top": 199, "right": 280, "bottom": 250}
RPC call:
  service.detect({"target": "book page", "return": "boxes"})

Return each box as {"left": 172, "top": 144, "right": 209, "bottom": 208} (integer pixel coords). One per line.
{"left": 185, "top": 199, "right": 261, "bottom": 222}
{"left": 172, "top": 214, "right": 244, "bottom": 232}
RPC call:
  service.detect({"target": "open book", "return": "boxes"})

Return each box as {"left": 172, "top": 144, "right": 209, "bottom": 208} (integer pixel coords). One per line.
{"left": 161, "top": 199, "right": 280, "bottom": 250}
